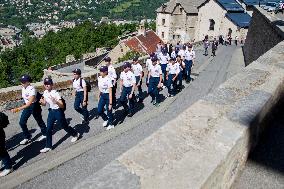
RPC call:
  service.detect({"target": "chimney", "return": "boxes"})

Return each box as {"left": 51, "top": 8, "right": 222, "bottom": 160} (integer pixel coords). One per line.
{"left": 138, "top": 24, "right": 146, "bottom": 37}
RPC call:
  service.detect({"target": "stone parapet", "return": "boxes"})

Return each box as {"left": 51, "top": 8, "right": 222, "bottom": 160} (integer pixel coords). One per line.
{"left": 75, "top": 41, "right": 284, "bottom": 189}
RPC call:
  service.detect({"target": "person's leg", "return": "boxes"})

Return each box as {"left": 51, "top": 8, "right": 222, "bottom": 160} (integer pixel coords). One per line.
{"left": 112, "top": 81, "right": 117, "bottom": 107}
{"left": 148, "top": 77, "right": 155, "bottom": 101}
{"left": 98, "top": 94, "right": 108, "bottom": 121}
{"left": 19, "top": 107, "right": 32, "bottom": 139}
{"left": 187, "top": 60, "right": 192, "bottom": 81}
{"left": 56, "top": 110, "right": 77, "bottom": 137}
{"left": 153, "top": 78, "right": 160, "bottom": 103}
{"left": 46, "top": 110, "right": 55, "bottom": 149}
{"left": 128, "top": 87, "right": 135, "bottom": 114}
{"left": 105, "top": 95, "right": 113, "bottom": 125}
{"left": 0, "top": 140, "right": 12, "bottom": 170}
{"left": 167, "top": 74, "right": 173, "bottom": 95}
{"left": 32, "top": 104, "right": 46, "bottom": 136}
{"left": 119, "top": 87, "right": 129, "bottom": 112}
{"left": 74, "top": 92, "right": 83, "bottom": 115}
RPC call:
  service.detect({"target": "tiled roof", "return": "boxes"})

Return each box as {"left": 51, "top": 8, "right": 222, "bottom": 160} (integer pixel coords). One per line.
{"left": 226, "top": 12, "right": 252, "bottom": 28}
{"left": 124, "top": 30, "right": 163, "bottom": 55}
{"left": 156, "top": 0, "right": 208, "bottom": 14}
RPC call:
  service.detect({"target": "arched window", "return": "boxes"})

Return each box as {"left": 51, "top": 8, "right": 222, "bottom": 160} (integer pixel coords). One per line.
{"left": 209, "top": 19, "right": 215, "bottom": 31}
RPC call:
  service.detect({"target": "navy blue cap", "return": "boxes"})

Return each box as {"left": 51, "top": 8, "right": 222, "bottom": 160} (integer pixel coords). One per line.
{"left": 133, "top": 56, "right": 138, "bottom": 61}
{"left": 151, "top": 56, "right": 158, "bottom": 62}
{"left": 43, "top": 77, "right": 53, "bottom": 85}
{"left": 20, "top": 74, "right": 32, "bottom": 83}
{"left": 99, "top": 65, "right": 108, "bottom": 72}
{"left": 72, "top": 68, "right": 81, "bottom": 75}
{"left": 123, "top": 62, "right": 131, "bottom": 69}
{"left": 104, "top": 57, "right": 111, "bottom": 62}
{"left": 150, "top": 52, "right": 155, "bottom": 57}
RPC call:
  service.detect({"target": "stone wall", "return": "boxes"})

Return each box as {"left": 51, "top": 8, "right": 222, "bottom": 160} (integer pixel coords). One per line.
{"left": 243, "top": 6, "right": 284, "bottom": 66}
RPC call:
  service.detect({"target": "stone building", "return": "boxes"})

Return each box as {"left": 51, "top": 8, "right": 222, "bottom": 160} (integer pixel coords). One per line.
{"left": 156, "top": 0, "right": 252, "bottom": 44}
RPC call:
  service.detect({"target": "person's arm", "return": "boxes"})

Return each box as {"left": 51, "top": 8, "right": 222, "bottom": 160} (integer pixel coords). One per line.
{"left": 129, "top": 80, "right": 136, "bottom": 99}
{"left": 108, "top": 87, "right": 113, "bottom": 110}
{"left": 83, "top": 85, "right": 88, "bottom": 106}
{"left": 119, "top": 79, "right": 123, "bottom": 93}
{"left": 39, "top": 96, "right": 47, "bottom": 106}
{"left": 11, "top": 95, "right": 35, "bottom": 113}
{"left": 158, "top": 74, "right": 162, "bottom": 88}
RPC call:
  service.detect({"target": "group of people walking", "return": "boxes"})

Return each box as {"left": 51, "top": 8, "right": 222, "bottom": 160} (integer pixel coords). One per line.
{"left": 0, "top": 42, "right": 196, "bottom": 177}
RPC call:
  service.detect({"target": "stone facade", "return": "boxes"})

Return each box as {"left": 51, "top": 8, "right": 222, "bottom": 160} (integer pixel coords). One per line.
{"left": 243, "top": 6, "right": 284, "bottom": 65}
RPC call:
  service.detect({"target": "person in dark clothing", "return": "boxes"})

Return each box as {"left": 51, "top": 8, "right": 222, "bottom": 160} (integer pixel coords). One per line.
{"left": 212, "top": 41, "right": 217, "bottom": 57}
{"left": 0, "top": 112, "right": 13, "bottom": 177}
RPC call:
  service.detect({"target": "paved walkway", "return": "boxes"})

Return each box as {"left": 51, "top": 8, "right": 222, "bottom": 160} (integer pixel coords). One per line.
{"left": 0, "top": 45, "right": 244, "bottom": 189}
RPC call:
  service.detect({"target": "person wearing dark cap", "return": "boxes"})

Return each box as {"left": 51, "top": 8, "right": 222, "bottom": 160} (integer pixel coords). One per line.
{"left": 184, "top": 45, "right": 196, "bottom": 83}
{"left": 97, "top": 66, "right": 114, "bottom": 130}
{"left": 119, "top": 62, "right": 136, "bottom": 117}
{"left": 11, "top": 74, "right": 47, "bottom": 145}
{"left": 39, "top": 78, "right": 79, "bottom": 153}
{"left": 176, "top": 55, "right": 185, "bottom": 91}
{"left": 147, "top": 56, "right": 162, "bottom": 106}
{"left": 132, "top": 57, "right": 143, "bottom": 103}
{"left": 72, "top": 68, "right": 89, "bottom": 124}
{"left": 104, "top": 57, "right": 118, "bottom": 108}
{"left": 166, "top": 58, "right": 179, "bottom": 97}
{"left": 158, "top": 49, "right": 170, "bottom": 86}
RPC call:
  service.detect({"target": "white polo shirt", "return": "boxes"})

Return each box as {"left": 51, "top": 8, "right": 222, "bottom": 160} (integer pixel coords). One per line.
{"left": 120, "top": 71, "right": 136, "bottom": 87}
{"left": 166, "top": 63, "right": 179, "bottom": 75}
{"left": 73, "top": 78, "right": 86, "bottom": 92}
{"left": 178, "top": 49, "right": 185, "bottom": 59}
{"left": 148, "top": 64, "right": 162, "bottom": 78}
{"left": 132, "top": 63, "right": 143, "bottom": 77}
{"left": 177, "top": 61, "right": 185, "bottom": 71}
{"left": 22, "top": 85, "right": 36, "bottom": 104}
{"left": 171, "top": 51, "right": 176, "bottom": 59}
{"left": 159, "top": 53, "right": 169, "bottom": 65}
{"left": 43, "top": 90, "right": 61, "bottom": 110}
{"left": 146, "top": 58, "right": 152, "bottom": 68}
{"left": 98, "top": 76, "right": 113, "bottom": 94}
{"left": 108, "top": 64, "right": 117, "bottom": 81}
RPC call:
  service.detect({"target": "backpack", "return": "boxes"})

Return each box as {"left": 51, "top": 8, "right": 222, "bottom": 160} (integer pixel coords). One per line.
{"left": 60, "top": 97, "right": 67, "bottom": 112}
{"left": 0, "top": 112, "right": 9, "bottom": 128}
{"left": 74, "top": 78, "right": 91, "bottom": 92}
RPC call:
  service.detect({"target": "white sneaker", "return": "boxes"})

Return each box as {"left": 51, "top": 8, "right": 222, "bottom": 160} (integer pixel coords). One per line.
{"left": 37, "top": 135, "right": 46, "bottom": 141}
{"left": 0, "top": 169, "right": 13, "bottom": 177}
{"left": 40, "top": 148, "right": 51, "bottom": 153}
{"left": 71, "top": 133, "right": 80, "bottom": 143}
{"left": 106, "top": 125, "right": 114, "bottom": 130}
{"left": 102, "top": 121, "right": 108, "bottom": 127}
{"left": 20, "top": 138, "right": 31, "bottom": 145}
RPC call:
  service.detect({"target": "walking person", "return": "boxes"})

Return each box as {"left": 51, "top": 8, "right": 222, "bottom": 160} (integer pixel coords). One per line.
{"left": 147, "top": 56, "right": 162, "bottom": 106}
{"left": 11, "top": 74, "right": 47, "bottom": 145}
{"left": 235, "top": 36, "right": 238, "bottom": 46}
{"left": 203, "top": 37, "right": 209, "bottom": 56}
{"left": 104, "top": 57, "right": 118, "bottom": 108}
{"left": 158, "top": 49, "right": 170, "bottom": 86}
{"left": 166, "top": 58, "right": 179, "bottom": 97}
{"left": 176, "top": 55, "right": 185, "bottom": 91}
{"left": 132, "top": 57, "right": 143, "bottom": 103}
{"left": 212, "top": 40, "right": 217, "bottom": 57}
{"left": 97, "top": 66, "right": 114, "bottom": 131}
{"left": 0, "top": 112, "right": 13, "bottom": 177}
{"left": 39, "top": 78, "right": 79, "bottom": 153}
{"left": 184, "top": 45, "right": 195, "bottom": 83}
{"left": 119, "top": 62, "right": 136, "bottom": 117}
{"left": 72, "top": 69, "right": 89, "bottom": 124}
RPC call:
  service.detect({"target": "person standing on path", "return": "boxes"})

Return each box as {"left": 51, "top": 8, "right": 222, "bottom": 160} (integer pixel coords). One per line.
{"left": 203, "top": 37, "right": 209, "bottom": 56}
{"left": 132, "top": 57, "right": 143, "bottom": 103}
{"left": 184, "top": 45, "right": 195, "bottom": 83}
{"left": 11, "top": 74, "right": 47, "bottom": 145}
{"left": 39, "top": 78, "right": 79, "bottom": 153}
{"left": 0, "top": 112, "right": 13, "bottom": 177}
{"left": 119, "top": 62, "right": 136, "bottom": 117}
{"left": 104, "top": 57, "right": 118, "bottom": 108}
{"left": 72, "top": 69, "right": 89, "bottom": 124}
{"left": 97, "top": 66, "right": 114, "bottom": 131}
{"left": 212, "top": 40, "right": 217, "bottom": 57}
{"left": 147, "top": 56, "right": 162, "bottom": 107}
{"left": 176, "top": 55, "right": 185, "bottom": 91}
{"left": 166, "top": 58, "right": 179, "bottom": 97}
{"left": 158, "top": 49, "right": 170, "bottom": 86}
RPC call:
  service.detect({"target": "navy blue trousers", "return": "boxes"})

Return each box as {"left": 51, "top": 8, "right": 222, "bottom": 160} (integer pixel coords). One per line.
{"left": 167, "top": 74, "right": 177, "bottom": 95}
{"left": 0, "top": 138, "right": 12, "bottom": 169}
{"left": 184, "top": 60, "right": 193, "bottom": 81}
{"left": 46, "top": 109, "right": 77, "bottom": 148}
{"left": 19, "top": 103, "right": 46, "bottom": 139}
{"left": 148, "top": 77, "right": 160, "bottom": 103}
{"left": 98, "top": 93, "right": 113, "bottom": 125}
{"left": 119, "top": 86, "right": 135, "bottom": 114}
{"left": 135, "top": 76, "right": 143, "bottom": 100}
{"left": 74, "top": 91, "right": 89, "bottom": 120}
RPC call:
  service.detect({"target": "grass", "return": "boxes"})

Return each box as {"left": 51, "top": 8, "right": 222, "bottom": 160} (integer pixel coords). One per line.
{"left": 110, "top": 0, "right": 141, "bottom": 13}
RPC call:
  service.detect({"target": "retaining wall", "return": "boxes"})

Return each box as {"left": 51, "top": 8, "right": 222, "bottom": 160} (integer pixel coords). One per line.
{"left": 75, "top": 40, "right": 284, "bottom": 189}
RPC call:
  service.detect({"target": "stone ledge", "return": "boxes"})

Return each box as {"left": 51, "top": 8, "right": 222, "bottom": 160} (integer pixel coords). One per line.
{"left": 75, "top": 41, "right": 284, "bottom": 189}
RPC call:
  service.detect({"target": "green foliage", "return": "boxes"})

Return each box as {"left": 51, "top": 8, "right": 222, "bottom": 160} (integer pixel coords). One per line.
{"left": 118, "top": 51, "right": 144, "bottom": 63}
{"left": 0, "top": 21, "right": 138, "bottom": 88}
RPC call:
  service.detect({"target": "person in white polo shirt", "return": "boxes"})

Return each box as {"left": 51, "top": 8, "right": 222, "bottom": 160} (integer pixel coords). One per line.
{"left": 119, "top": 62, "right": 136, "bottom": 117}
{"left": 72, "top": 68, "right": 89, "bottom": 124}
{"left": 147, "top": 56, "right": 162, "bottom": 106}
{"left": 97, "top": 66, "right": 114, "bottom": 131}
{"left": 104, "top": 57, "right": 118, "bottom": 108}
{"left": 39, "top": 78, "right": 79, "bottom": 153}
{"left": 132, "top": 57, "right": 143, "bottom": 103}
{"left": 11, "top": 74, "right": 47, "bottom": 145}
{"left": 166, "top": 58, "right": 179, "bottom": 97}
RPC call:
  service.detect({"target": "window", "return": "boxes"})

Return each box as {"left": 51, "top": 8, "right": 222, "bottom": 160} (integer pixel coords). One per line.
{"left": 162, "top": 19, "right": 165, "bottom": 25}
{"left": 180, "top": 8, "right": 183, "bottom": 13}
{"left": 173, "top": 35, "right": 175, "bottom": 39}
{"left": 177, "top": 35, "right": 180, "bottom": 39}
{"left": 162, "top": 32, "right": 165, "bottom": 38}
{"left": 209, "top": 19, "right": 215, "bottom": 31}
